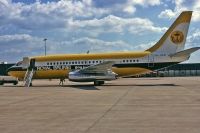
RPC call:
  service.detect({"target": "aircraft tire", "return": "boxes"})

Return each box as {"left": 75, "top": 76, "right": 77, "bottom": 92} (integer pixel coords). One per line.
{"left": 94, "top": 81, "right": 105, "bottom": 86}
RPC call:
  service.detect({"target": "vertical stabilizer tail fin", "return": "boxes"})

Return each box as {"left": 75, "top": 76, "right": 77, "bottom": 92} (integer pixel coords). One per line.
{"left": 146, "top": 11, "right": 192, "bottom": 54}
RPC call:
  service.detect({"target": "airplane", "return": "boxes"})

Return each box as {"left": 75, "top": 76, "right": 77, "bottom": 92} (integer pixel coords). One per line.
{"left": 7, "top": 11, "right": 200, "bottom": 87}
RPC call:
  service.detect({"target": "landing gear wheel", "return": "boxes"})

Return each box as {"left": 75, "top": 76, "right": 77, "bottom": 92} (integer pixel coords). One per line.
{"left": 13, "top": 82, "right": 18, "bottom": 85}
{"left": 94, "top": 81, "right": 105, "bottom": 86}
{"left": 30, "top": 83, "right": 32, "bottom": 87}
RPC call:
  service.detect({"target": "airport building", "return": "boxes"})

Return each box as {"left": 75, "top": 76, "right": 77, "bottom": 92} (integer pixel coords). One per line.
{"left": 158, "top": 63, "right": 200, "bottom": 77}
{"left": 141, "top": 63, "right": 200, "bottom": 77}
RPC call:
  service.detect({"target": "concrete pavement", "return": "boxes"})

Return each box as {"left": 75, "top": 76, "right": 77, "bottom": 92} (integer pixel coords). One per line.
{"left": 0, "top": 77, "right": 200, "bottom": 133}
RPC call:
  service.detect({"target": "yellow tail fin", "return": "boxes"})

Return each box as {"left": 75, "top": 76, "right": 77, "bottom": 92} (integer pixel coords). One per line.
{"left": 146, "top": 11, "right": 192, "bottom": 54}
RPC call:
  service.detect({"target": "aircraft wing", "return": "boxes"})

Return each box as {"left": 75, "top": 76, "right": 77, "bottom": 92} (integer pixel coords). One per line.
{"left": 77, "top": 61, "right": 115, "bottom": 74}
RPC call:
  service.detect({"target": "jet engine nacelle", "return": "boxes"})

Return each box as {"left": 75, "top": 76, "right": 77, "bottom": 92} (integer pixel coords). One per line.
{"left": 68, "top": 71, "right": 117, "bottom": 82}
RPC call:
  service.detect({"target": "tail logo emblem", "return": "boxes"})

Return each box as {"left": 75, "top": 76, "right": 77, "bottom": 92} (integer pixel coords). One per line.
{"left": 170, "top": 31, "right": 184, "bottom": 44}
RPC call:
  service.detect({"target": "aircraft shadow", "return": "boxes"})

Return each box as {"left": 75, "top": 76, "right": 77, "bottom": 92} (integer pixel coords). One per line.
{"left": 104, "top": 83, "right": 179, "bottom": 87}
{"left": 1, "top": 83, "right": 178, "bottom": 88}
{"left": 64, "top": 85, "right": 100, "bottom": 90}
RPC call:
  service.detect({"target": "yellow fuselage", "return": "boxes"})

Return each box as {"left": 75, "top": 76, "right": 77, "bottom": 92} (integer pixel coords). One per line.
{"left": 8, "top": 51, "right": 152, "bottom": 80}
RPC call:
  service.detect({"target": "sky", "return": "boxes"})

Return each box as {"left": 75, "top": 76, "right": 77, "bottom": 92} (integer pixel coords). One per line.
{"left": 0, "top": 0, "right": 200, "bottom": 63}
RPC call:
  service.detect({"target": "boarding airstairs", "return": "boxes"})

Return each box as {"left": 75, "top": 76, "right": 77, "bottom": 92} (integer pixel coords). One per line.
{"left": 24, "top": 68, "right": 34, "bottom": 87}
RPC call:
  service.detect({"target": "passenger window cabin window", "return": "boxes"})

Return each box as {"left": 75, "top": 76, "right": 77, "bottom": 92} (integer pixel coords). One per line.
{"left": 47, "top": 62, "right": 49, "bottom": 65}
{"left": 137, "top": 59, "right": 139, "bottom": 62}
{"left": 96, "top": 61, "right": 98, "bottom": 63}
{"left": 50, "top": 62, "right": 52, "bottom": 65}
{"left": 130, "top": 60, "right": 132, "bottom": 62}
{"left": 93, "top": 61, "right": 95, "bottom": 63}
{"left": 53, "top": 62, "right": 56, "bottom": 65}
{"left": 72, "top": 62, "right": 74, "bottom": 64}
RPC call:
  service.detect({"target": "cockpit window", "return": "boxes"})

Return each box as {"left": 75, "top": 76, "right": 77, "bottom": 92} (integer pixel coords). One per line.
{"left": 16, "top": 61, "right": 22, "bottom": 66}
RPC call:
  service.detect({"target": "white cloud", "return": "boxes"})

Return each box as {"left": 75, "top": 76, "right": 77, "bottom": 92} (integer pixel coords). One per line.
{"left": 183, "top": 29, "right": 200, "bottom": 63}
{"left": 123, "top": 5, "right": 136, "bottom": 14}
{"left": 0, "top": 34, "right": 134, "bottom": 62}
{"left": 191, "top": 0, "right": 200, "bottom": 21}
{"left": 1, "top": 33, "right": 199, "bottom": 63}
{"left": 158, "top": 0, "right": 186, "bottom": 19}
{"left": 158, "top": 0, "right": 200, "bottom": 22}
{"left": 187, "top": 29, "right": 200, "bottom": 48}
{"left": 0, "top": 33, "right": 158, "bottom": 62}
{"left": 82, "top": 0, "right": 92, "bottom": 6}
{"left": 129, "top": 0, "right": 161, "bottom": 6}
{"left": 0, "top": 0, "right": 10, "bottom": 6}
{"left": 0, "top": 34, "right": 43, "bottom": 62}
{"left": 0, "top": 34, "right": 45, "bottom": 52}
{"left": 0, "top": 0, "right": 199, "bottom": 63}
{"left": 158, "top": 9, "right": 176, "bottom": 19}
{"left": 123, "top": 0, "right": 161, "bottom": 14}
{"left": 0, "top": 0, "right": 110, "bottom": 30}
{"left": 47, "top": 37, "right": 136, "bottom": 54}
{"left": 0, "top": 0, "right": 166, "bottom": 36}
{"left": 71, "top": 37, "right": 133, "bottom": 52}
{"left": 70, "top": 15, "right": 167, "bottom": 35}
{"left": 0, "top": 34, "right": 32, "bottom": 42}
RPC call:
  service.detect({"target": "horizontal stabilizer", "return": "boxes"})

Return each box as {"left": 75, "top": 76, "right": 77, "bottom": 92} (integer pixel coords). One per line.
{"left": 170, "top": 47, "right": 200, "bottom": 58}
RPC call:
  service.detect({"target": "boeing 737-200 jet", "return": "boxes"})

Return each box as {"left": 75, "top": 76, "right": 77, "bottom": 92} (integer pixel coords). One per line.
{"left": 7, "top": 11, "right": 200, "bottom": 86}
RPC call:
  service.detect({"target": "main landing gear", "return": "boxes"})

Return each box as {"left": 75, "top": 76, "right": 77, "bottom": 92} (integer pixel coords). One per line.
{"left": 94, "top": 81, "right": 105, "bottom": 86}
